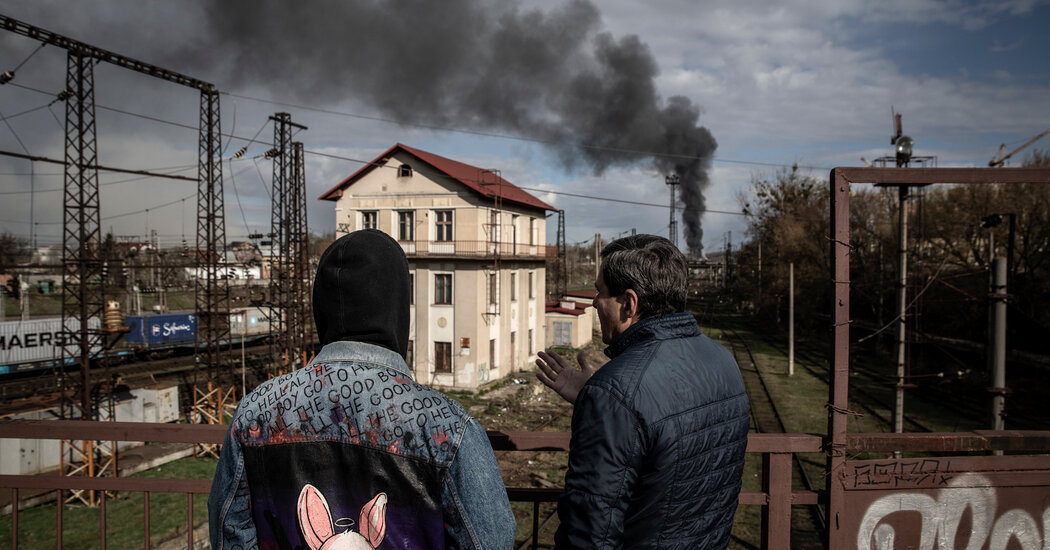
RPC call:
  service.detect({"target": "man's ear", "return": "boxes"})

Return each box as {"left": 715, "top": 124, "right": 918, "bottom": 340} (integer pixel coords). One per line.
{"left": 621, "top": 289, "right": 641, "bottom": 321}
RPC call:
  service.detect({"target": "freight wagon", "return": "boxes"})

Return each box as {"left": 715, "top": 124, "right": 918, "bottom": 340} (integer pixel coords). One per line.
{"left": 0, "top": 317, "right": 102, "bottom": 375}
{"left": 1, "top": 307, "right": 281, "bottom": 376}
{"left": 125, "top": 312, "right": 197, "bottom": 347}
{"left": 124, "top": 307, "right": 276, "bottom": 357}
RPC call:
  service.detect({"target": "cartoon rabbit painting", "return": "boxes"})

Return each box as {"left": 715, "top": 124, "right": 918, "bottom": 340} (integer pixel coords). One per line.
{"left": 297, "top": 484, "right": 388, "bottom": 550}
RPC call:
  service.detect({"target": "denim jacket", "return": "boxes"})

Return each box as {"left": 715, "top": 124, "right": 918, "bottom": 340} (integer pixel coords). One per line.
{"left": 208, "top": 341, "right": 516, "bottom": 549}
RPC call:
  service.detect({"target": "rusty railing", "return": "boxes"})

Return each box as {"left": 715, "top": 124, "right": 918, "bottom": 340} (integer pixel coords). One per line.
{"left": 396, "top": 239, "right": 555, "bottom": 260}
{"left": 1, "top": 420, "right": 823, "bottom": 549}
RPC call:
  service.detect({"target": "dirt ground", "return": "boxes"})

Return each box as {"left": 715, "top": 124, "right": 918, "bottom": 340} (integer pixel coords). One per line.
{"left": 459, "top": 342, "right": 608, "bottom": 491}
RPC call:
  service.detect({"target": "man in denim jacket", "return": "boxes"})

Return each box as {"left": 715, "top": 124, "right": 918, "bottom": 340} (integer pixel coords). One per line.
{"left": 209, "top": 229, "right": 515, "bottom": 549}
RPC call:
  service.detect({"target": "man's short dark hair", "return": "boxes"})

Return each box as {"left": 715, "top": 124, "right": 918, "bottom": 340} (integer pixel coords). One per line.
{"left": 600, "top": 234, "right": 687, "bottom": 319}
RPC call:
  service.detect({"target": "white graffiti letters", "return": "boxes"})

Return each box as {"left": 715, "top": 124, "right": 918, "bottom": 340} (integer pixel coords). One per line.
{"left": 857, "top": 474, "right": 1050, "bottom": 549}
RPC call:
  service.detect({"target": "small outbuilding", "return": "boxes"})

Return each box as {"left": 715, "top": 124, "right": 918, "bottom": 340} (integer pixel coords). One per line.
{"left": 545, "top": 298, "right": 594, "bottom": 349}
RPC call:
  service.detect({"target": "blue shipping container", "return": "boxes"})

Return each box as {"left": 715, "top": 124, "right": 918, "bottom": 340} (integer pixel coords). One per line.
{"left": 125, "top": 313, "right": 197, "bottom": 347}
{"left": 125, "top": 316, "right": 145, "bottom": 344}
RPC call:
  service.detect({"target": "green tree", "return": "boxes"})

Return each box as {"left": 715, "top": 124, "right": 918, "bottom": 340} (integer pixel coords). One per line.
{"left": 0, "top": 231, "right": 30, "bottom": 267}
{"left": 737, "top": 165, "right": 829, "bottom": 326}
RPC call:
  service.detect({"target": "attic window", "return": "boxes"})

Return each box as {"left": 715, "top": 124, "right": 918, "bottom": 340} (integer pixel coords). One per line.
{"left": 399, "top": 164, "right": 413, "bottom": 178}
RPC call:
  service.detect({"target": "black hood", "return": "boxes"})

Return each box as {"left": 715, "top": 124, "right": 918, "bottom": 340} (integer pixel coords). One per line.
{"left": 312, "top": 230, "right": 410, "bottom": 358}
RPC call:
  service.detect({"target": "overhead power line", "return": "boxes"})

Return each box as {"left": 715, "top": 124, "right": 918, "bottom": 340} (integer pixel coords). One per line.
{"left": 0, "top": 150, "right": 198, "bottom": 181}
{"left": 516, "top": 186, "right": 746, "bottom": 216}
{"left": 7, "top": 78, "right": 827, "bottom": 172}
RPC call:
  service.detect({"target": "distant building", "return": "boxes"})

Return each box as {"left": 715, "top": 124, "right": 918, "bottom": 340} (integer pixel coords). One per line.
{"left": 560, "top": 289, "right": 599, "bottom": 332}
{"left": 545, "top": 298, "right": 594, "bottom": 349}
{"left": 320, "top": 144, "right": 555, "bottom": 389}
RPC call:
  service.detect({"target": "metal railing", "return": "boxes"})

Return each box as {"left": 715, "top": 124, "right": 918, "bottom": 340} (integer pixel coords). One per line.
{"left": 1, "top": 420, "right": 823, "bottom": 549}
{"left": 397, "top": 239, "right": 556, "bottom": 260}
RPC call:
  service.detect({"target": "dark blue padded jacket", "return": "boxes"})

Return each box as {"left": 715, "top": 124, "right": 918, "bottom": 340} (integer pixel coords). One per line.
{"left": 555, "top": 312, "right": 751, "bottom": 549}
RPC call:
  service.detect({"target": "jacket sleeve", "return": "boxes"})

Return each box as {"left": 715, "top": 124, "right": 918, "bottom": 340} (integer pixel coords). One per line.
{"left": 443, "top": 416, "right": 517, "bottom": 549}
{"left": 555, "top": 384, "right": 642, "bottom": 549}
{"left": 207, "top": 426, "right": 257, "bottom": 550}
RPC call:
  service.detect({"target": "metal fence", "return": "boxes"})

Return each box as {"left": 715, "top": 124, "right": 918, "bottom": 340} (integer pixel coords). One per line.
{"left": 396, "top": 239, "right": 556, "bottom": 260}
{"left": 1, "top": 421, "right": 825, "bottom": 549}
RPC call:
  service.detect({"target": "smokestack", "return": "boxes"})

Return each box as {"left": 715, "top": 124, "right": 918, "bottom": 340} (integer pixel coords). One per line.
{"left": 181, "top": 0, "right": 717, "bottom": 254}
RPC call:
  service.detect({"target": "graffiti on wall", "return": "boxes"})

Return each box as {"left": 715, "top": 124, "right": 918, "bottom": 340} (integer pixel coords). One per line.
{"left": 857, "top": 473, "right": 1050, "bottom": 549}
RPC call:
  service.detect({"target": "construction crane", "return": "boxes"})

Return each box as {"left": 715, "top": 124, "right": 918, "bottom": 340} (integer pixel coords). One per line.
{"left": 989, "top": 128, "right": 1050, "bottom": 167}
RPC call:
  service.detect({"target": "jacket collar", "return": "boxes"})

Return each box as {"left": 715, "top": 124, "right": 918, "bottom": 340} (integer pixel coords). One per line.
{"left": 604, "top": 312, "right": 700, "bottom": 359}
{"left": 312, "top": 340, "right": 414, "bottom": 379}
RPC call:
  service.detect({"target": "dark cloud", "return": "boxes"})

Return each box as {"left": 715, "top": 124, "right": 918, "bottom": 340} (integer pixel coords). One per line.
{"left": 3, "top": 0, "right": 717, "bottom": 254}
{"left": 182, "top": 0, "right": 717, "bottom": 254}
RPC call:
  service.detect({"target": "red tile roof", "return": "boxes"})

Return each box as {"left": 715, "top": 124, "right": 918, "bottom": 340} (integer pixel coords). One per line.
{"left": 319, "top": 143, "right": 555, "bottom": 212}
{"left": 563, "top": 290, "right": 598, "bottom": 299}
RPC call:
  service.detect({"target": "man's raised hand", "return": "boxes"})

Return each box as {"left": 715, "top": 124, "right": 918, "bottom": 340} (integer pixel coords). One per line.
{"left": 535, "top": 350, "right": 595, "bottom": 404}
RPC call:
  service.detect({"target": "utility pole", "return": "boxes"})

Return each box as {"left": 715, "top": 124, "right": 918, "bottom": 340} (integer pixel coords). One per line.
{"left": 789, "top": 262, "right": 795, "bottom": 376}
{"left": 989, "top": 257, "right": 1007, "bottom": 456}
{"left": 757, "top": 240, "right": 762, "bottom": 293}
{"left": 594, "top": 234, "right": 601, "bottom": 281}
{"left": 894, "top": 186, "right": 909, "bottom": 451}
{"left": 666, "top": 174, "right": 679, "bottom": 248}
{"left": 556, "top": 210, "right": 567, "bottom": 298}
{"left": 726, "top": 231, "right": 732, "bottom": 286}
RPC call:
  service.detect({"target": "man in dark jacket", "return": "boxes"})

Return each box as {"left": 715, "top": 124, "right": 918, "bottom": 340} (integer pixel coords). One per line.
{"left": 210, "top": 229, "right": 515, "bottom": 549}
{"left": 537, "top": 234, "right": 751, "bottom": 549}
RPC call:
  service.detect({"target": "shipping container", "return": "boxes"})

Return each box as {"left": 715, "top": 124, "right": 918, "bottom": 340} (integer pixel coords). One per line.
{"left": 0, "top": 317, "right": 102, "bottom": 372}
{"left": 135, "top": 384, "right": 180, "bottom": 423}
{"left": 125, "top": 312, "right": 197, "bottom": 347}
{"left": 230, "top": 306, "right": 277, "bottom": 336}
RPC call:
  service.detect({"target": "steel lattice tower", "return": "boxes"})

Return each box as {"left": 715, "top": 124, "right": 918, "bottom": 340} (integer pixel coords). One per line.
{"left": 1, "top": 12, "right": 229, "bottom": 496}
{"left": 58, "top": 50, "right": 115, "bottom": 503}
{"left": 268, "top": 114, "right": 310, "bottom": 375}
{"left": 289, "top": 142, "right": 313, "bottom": 365}
{"left": 59, "top": 50, "right": 104, "bottom": 422}
{"left": 193, "top": 89, "right": 232, "bottom": 428}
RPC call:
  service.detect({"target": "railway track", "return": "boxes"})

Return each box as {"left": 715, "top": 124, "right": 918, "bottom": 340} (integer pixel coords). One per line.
{"left": 750, "top": 322, "right": 1050, "bottom": 432}
{"left": 0, "top": 344, "right": 277, "bottom": 407}
{"left": 719, "top": 326, "right": 826, "bottom": 549}
{"left": 740, "top": 325, "right": 936, "bottom": 434}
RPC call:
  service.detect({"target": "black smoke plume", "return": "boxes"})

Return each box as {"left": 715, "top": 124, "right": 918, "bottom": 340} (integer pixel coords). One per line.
{"left": 192, "top": 0, "right": 717, "bottom": 255}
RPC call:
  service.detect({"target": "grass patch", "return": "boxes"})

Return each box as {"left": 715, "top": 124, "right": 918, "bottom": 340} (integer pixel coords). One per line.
{"left": 0, "top": 456, "right": 216, "bottom": 549}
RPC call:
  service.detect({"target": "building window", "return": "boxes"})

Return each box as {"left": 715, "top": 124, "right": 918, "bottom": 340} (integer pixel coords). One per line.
{"left": 488, "top": 272, "right": 497, "bottom": 305}
{"left": 528, "top": 329, "right": 533, "bottom": 355}
{"left": 529, "top": 217, "right": 536, "bottom": 245}
{"left": 528, "top": 271, "right": 535, "bottom": 299}
{"left": 490, "top": 338, "right": 496, "bottom": 370}
{"left": 399, "top": 163, "right": 413, "bottom": 177}
{"left": 511, "top": 215, "right": 519, "bottom": 249}
{"left": 362, "top": 211, "right": 378, "bottom": 230}
{"left": 409, "top": 273, "right": 414, "bottom": 304}
{"left": 489, "top": 210, "right": 499, "bottom": 243}
{"left": 435, "top": 273, "right": 453, "bottom": 304}
{"left": 510, "top": 272, "right": 517, "bottom": 301}
{"left": 435, "top": 210, "right": 453, "bottom": 241}
{"left": 406, "top": 340, "right": 414, "bottom": 368}
{"left": 435, "top": 342, "right": 452, "bottom": 373}
{"left": 398, "top": 211, "right": 414, "bottom": 241}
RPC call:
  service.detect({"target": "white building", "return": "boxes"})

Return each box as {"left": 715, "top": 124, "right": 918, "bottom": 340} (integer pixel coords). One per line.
{"left": 320, "top": 144, "right": 555, "bottom": 390}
